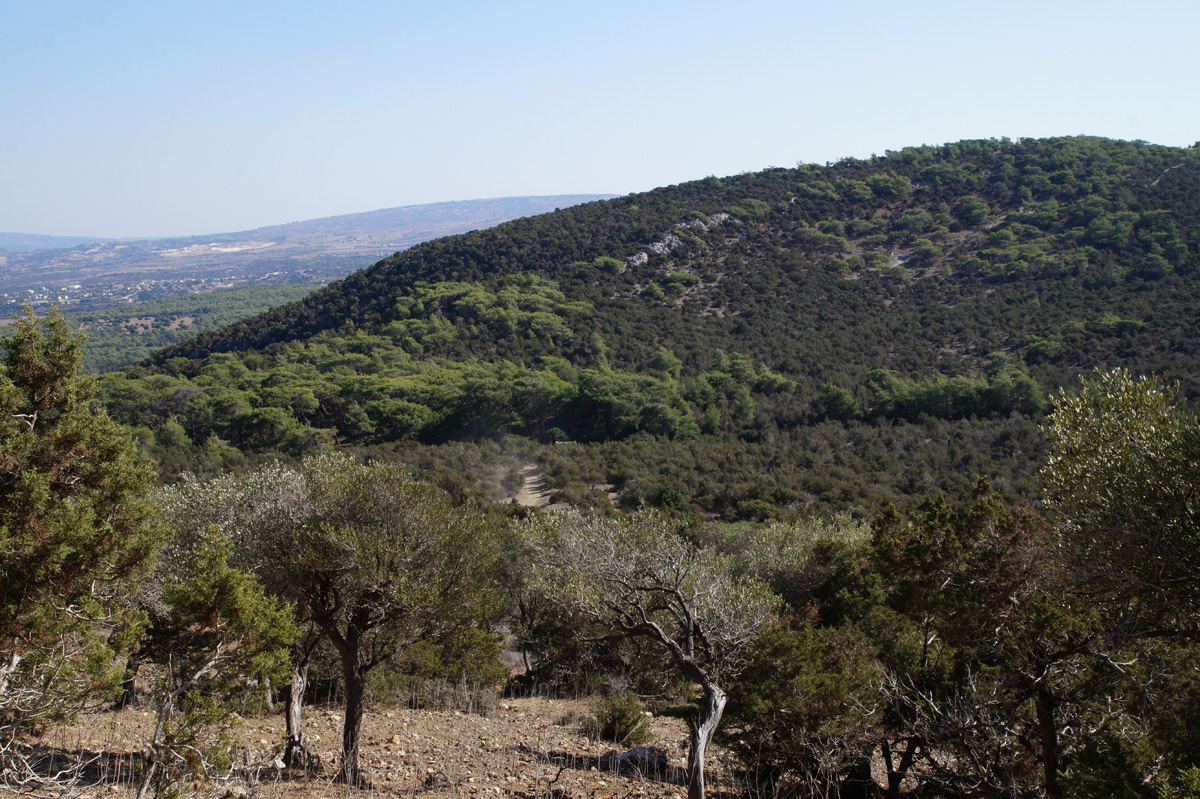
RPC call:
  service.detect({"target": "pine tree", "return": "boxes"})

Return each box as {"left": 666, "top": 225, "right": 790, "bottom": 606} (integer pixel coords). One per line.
{"left": 0, "top": 308, "right": 161, "bottom": 740}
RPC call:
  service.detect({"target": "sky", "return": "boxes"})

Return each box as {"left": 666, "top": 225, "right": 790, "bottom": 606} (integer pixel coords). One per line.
{"left": 3, "top": 0, "right": 1198, "bottom": 239}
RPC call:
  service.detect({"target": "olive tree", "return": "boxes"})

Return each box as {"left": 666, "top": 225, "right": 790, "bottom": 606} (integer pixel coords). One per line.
{"left": 161, "top": 454, "right": 500, "bottom": 787}
{"left": 527, "top": 510, "right": 779, "bottom": 799}
{"left": 1043, "top": 369, "right": 1200, "bottom": 792}
{"left": 157, "top": 463, "right": 320, "bottom": 768}
{"left": 296, "top": 454, "right": 500, "bottom": 785}
{"left": 1043, "top": 368, "right": 1200, "bottom": 631}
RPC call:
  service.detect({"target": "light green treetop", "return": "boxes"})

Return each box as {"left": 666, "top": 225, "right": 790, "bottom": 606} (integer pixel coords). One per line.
{"left": 1043, "top": 368, "right": 1200, "bottom": 630}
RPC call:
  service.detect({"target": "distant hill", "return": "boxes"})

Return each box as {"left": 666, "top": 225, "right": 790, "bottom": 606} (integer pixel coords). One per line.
{"left": 0, "top": 233, "right": 117, "bottom": 252}
{"left": 228, "top": 196, "right": 617, "bottom": 243}
{"left": 0, "top": 195, "right": 613, "bottom": 315}
{"left": 101, "top": 137, "right": 1200, "bottom": 515}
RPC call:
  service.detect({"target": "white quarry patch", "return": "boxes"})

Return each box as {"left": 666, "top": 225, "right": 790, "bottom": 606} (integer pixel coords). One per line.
{"left": 156, "top": 241, "right": 275, "bottom": 257}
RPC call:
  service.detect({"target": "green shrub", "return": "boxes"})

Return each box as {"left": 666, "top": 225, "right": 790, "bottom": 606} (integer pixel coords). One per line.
{"left": 366, "top": 628, "right": 508, "bottom": 714}
{"left": 1159, "top": 767, "right": 1200, "bottom": 799}
{"left": 586, "top": 692, "right": 652, "bottom": 746}
{"left": 725, "top": 623, "right": 878, "bottom": 787}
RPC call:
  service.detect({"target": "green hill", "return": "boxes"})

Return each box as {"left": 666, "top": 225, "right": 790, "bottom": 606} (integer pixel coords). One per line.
{"left": 100, "top": 136, "right": 1200, "bottom": 514}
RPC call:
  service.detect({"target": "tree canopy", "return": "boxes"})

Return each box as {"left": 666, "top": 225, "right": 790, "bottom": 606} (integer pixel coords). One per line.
{"left": 158, "top": 453, "right": 502, "bottom": 787}
{"left": 1043, "top": 369, "right": 1200, "bottom": 632}
{"left": 94, "top": 136, "right": 1200, "bottom": 518}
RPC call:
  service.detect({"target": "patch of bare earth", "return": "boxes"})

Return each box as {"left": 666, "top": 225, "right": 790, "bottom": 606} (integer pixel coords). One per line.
{"left": 31, "top": 698, "right": 743, "bottom": 799}
{"left": 512, "top": 465, "right": 551, "bottom": 508}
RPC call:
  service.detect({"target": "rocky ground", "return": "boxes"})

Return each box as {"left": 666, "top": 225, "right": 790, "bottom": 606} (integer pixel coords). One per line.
{"left": 26, "top": 697, "right": 746, "bottom": 799}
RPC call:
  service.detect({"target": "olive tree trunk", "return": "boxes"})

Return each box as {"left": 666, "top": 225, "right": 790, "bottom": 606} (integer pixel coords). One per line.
{"left": 337, "top": 655, "right": 368, "bottom": 787}
{"left": 114, "top": 651, "right": 141, "bottom": 709}
{"left": 284, "top": 659, "right": 322, "bottom": 771}
{"left": 687, "top": 682, "right": 727, "bottom": 799}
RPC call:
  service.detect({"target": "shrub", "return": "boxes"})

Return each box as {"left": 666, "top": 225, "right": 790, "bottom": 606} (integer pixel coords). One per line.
{"left": 725, "top": 623, "right": 878, "bottom": 789}
{"left": 586, "top": 692, "right": 652, "bottom": 746}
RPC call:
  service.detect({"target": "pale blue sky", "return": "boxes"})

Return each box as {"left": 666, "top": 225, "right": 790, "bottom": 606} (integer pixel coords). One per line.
{"left": 3, "top": 0, "right": 1197, "bottom": 238}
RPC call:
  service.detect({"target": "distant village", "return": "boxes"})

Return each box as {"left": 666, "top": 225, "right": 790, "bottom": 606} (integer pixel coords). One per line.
{"left": 0, "top": 267, "right": 324, "bottom": 320}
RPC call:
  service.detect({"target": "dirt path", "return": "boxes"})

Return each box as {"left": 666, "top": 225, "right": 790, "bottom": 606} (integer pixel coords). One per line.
{"left": 513, "top": 463, "right": 552, "bottom": 507}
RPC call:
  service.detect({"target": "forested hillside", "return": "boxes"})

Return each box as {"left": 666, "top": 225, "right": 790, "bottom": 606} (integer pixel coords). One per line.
{"left": 100, "top": 136, "right": 1200, "bottom": 513}
{"left": 8, "top": 137, "right": 1200, "bottom": 799}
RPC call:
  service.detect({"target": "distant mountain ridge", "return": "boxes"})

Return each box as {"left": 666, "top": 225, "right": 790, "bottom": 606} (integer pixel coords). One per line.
{"left": 0, "top": 232, "right": 118, "bottom": 252}
{"left": 0, "top": 194, "right": 613, "bottom": 315}
{"left": 226, "top": 196, "right": 617, "bottom": 243}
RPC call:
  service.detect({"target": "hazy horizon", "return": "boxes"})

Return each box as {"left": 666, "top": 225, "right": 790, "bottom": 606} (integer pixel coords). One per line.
{"left": 5, "top": 1, "right": 1198, "bottom": 239}
{"left": 0, "top": 194, "right": 623, "bottom": 247}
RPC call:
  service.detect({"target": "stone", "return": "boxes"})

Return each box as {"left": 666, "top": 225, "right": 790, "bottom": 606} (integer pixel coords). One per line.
{"left": 616, "top": 746, "right": 669, "bottom": 777}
